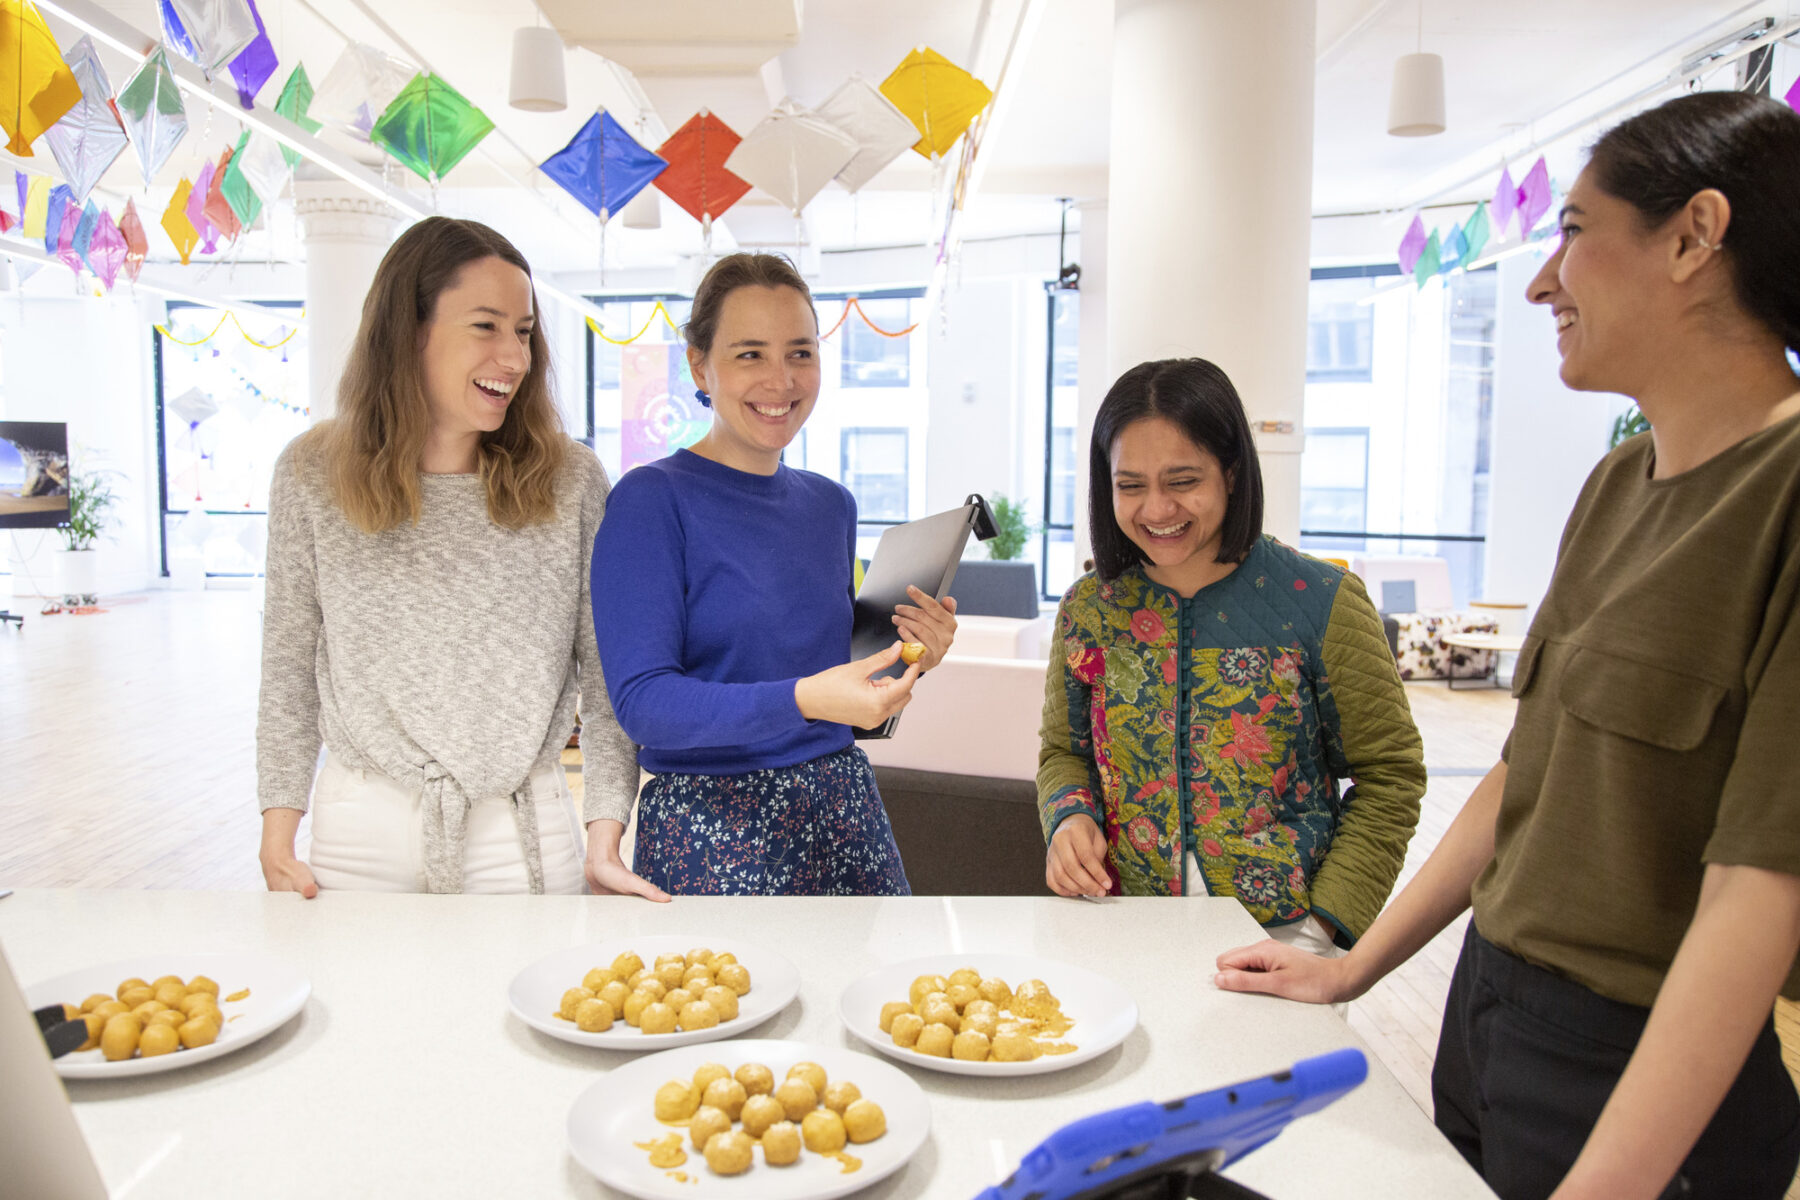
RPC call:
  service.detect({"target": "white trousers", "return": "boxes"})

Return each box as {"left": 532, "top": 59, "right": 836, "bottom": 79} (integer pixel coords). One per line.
{"left": 308, "top": 752, "right": 586, "bottom": 895}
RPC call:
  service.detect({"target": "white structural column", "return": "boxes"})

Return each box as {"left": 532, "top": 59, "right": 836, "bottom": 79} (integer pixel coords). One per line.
{"left": 1106, "top": 0, "right": 1316, "bottom": 543}
{"left": 294, "top": 174, "right": 402, "bottom": 422}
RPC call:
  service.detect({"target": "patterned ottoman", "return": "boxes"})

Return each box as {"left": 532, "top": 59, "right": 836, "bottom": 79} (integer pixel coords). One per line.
{"left": 1392, "top": 613, "right": 1501, "bottom": 681}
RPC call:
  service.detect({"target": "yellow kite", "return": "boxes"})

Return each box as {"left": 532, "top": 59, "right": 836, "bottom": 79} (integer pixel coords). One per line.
{"left": 878, "top": 46, "right": 993, "bottom": 160}
{"left": 21, "top": 171, "right": 47, "bottom": 235}
{"left": 162, "top": 177, "right": 198, "bottom": 264}
{"left": 0, "top": 0, "right": 82, "bottom": 155}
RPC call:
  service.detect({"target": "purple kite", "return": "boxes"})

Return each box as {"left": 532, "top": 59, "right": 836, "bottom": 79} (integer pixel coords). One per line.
{"left": 1516, "top": 156, "right": 1551, "bottom": 237}
{"left": 1397, "top": 214, "right": 1427, "bottom": 274}
{"left": 1491, "top": 165, "right": 1518, "bottom": 240}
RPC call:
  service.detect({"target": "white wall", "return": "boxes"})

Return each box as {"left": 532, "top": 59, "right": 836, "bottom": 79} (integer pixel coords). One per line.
{"left": 2, "top": 291, "right": 162, "bottom": 596}
{"left": 1483, "top": 249, "right": 1628, "bottom": 620}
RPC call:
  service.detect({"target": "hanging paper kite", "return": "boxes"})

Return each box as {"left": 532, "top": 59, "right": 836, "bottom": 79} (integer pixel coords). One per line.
{"left": 272, "top": 63, "right": 321, "bottom": 167}
{"left": 69, "top": 199, "right": 98, "bottom": 273}
{"left": 812, "top": 76, "right": 920, "bottom": 194}
{"left": 120, "top": 197, "right": 148, "bottom": 281}
{"left": 21, "top": 172, "right": 48, "bottom": 236}
{"left": 725, "top": 99, "right": 857, "bottom": 216}
{"left": 166, "top": 0, "right": 258, "bottom": 75}
{"left": 41, "top": 181, "right": 72, "bottom": 251}
{"left": 1461, "top": 201, "right": 1491, "bottom": 263}
{"left": 116, "top": 48, "right": 189, "bottom": 185}
{"left": 44, "top": 37, "right": 130, "bottom": 203}
{"left": 162, "top": 178, "right": 199, "bottom": 264}
{"left": 879, "top": 47, "right": 992, "bottom": 159}
{"left": 1396, "top": 213, "right": 1427, "bottom": 274}
{"left": 369, "top": 72, "right": 494, "bottom": 183}
{"left": 224, "top": 0, "right": 276, "bottom": 108}
{"left": 0, "top": 0, "right": 83, "bottom": 156}
{"left": 1491, "top": 165, "right": 1518, "bottom": 239}
{"left": 218, "top": 131, "right": 262, "bottom": 227}
{"left": 203, "top": 143, "right": 243, "bottom": 238}
{"left": 54, "top": 197, "right": 83, "bottom": 276}
{"left": 230, "top": 129, "right": 289, "bottom": 211}
{"left": 187, "top": 160, "right": 219, "bottom": 253}
{"left": 312, "top": 42, "right": 415, "bottom": 141}
{"left": 158, "top": 0, "right": 197, "bottom": 63}
{"left": 1439, "top": 223, "right": 1468, "bottom": 274}
{"left": 541, "top": 109, "right": 666, "bottom": 220}
{"left": 0, "top": 207, "right": 12, "bottom": 234}
{"left": 1412, "top": 230, "right": 1441, "bottom": 287}
{"left": 168, "top": 385, "right": 219, "bottom": 429}
{"left": 1515, "top": 156, "right": 1551, "bottom": 236}
{"left": 87, "top": 208, "right": 125, "bottom": 288}
{"left": 654, "top": 110, "right": 751, "bottom": 228}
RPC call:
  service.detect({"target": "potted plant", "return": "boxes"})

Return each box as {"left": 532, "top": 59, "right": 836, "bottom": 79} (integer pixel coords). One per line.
{"left": 54, "top": 468, "right": 120, "bottom": 604}
{"left": 951, "top": 491, "right": 1042, "bottom": 617}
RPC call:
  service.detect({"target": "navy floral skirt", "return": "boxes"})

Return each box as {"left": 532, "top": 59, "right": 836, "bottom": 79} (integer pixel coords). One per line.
{"left": 633, "top": 746, "right": 912, "bottom": 896}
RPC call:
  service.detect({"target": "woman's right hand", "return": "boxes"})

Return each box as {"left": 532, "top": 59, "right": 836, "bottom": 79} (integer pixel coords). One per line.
{"left": 259, "top": 807, "right": 318, "bottom": 898}
{"left": 794, "top": 642, "right": 922, "bottom": 729}
{"left": 1047, "top": 813, "right": 1112, "bottom": 897}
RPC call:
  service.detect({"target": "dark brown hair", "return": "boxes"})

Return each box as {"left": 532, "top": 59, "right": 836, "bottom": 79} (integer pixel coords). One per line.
{"left": 306, "top": 216, "right": 565, "bottom": 532}
{"left": 1088, "top": 358, "right": 1264, "bottom": 581}
{"left": 684, "top": 252, "right": 817, "bottom": 353}
{"left": 1589, "top": 91, "right": 1800, "bottom": 353}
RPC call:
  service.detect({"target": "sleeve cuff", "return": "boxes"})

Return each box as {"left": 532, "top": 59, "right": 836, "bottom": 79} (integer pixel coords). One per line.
{"left": 1310, "top": 904, "right": 1356, "bottom": 950}
{"left": 1042, "top": 786, "right": 1102, "bottom": 844}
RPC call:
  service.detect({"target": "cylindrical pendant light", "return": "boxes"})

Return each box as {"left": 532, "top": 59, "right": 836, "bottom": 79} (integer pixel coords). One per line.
{"left": 1388, "top": 52, "right": 1445, "bottom": 136}
{"left": 509, "top": 26, "right": 567, "bottom": 112}
{"left": 621, "top": 188, "right": 660, "bottom": 230}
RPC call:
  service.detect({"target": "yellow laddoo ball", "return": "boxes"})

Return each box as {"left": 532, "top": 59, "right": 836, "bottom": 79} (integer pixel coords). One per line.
{"left": 735, "top": 1062, "right": 774, "bottom": 1096}
{"left": 689, "top": 1105, "right": 732, "bottom": 1151}
{"left": 801, "top": 1108, "right": 848, "bottom": 1153}
{"left": 740, "top": 1093, "right": 785, "bottom": 1138}
{"left": 844, "top": 1099, "right": 887, "bottom": 1143}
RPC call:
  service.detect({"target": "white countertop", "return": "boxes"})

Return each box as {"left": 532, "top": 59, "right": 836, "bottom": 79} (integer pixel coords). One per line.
{"left": 2, "top": 890, "right": 1493, "bottom": 1200}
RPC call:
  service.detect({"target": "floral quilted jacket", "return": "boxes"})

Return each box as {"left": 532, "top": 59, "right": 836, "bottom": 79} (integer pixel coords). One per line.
{"left": 1036, "top": 537, "right": 1425, "bottom": 943}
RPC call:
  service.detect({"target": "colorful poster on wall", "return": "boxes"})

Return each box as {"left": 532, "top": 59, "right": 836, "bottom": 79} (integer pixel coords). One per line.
{"left": 621, "top": 342, "right": 707, "bottom": 473}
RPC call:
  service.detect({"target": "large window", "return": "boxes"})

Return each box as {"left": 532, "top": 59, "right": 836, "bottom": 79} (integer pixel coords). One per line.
{"left": 1040, "top": 285, "right": 1080, "bottom": 599}
{"left": 154, "top": 302, "right": 308, "bottom": 576}
{"left": 584, "top": 295, "right": 697, "bottom": 483}
{"left": 1306, "top": 276, "right": 1376, "bottom": 382}
{"left": 1299, "top": 428, "right": 1368, "bottom": 534}
{"left": 840, "top": 297, "right": 912, "bottom": 387}
{"left": 840, "top": 428, "right": 908, "bottom": 521}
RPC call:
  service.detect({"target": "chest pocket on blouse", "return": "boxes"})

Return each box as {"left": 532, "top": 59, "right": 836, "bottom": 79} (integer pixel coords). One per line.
{"left": 1556, "top": 645, "right": 1728, "bottom": 751}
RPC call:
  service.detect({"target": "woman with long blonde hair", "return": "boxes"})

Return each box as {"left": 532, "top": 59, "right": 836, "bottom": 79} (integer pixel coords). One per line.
{"left": 256, "top": 216, "right": 643, "bottom": 896}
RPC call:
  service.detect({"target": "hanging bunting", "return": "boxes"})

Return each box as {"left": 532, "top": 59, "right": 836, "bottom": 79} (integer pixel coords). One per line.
{"left": 120, "top": 197, "right": 148, "bottom": 281}
{"left": 1413, "top": 230, "right": 1441, "bottom": 287}
{"left": 1491, "top": 164, "right": 1519, "bottom": 239}
{"left": 813, "top": 76, "right": 920, "bottom": 194}
{"left": 165, "top": 0, "right": 258, "bottom": 75}
{"left": 1439, "top": 223, "right": 1468, "bottom": 274}
{"left": 368, "top": 72, "right": 493, "bottom": 183}
{"left": 44, "top": 36, "right": 130, "bottom": 203}
{"left": 0, "top": 0, "right": 83, "bottom": 156}
{"left": 223, "top": 0, "right": 276, "bottom": 108}
{"left": 161, "top": 179, "right": 199, "bottom": 264}
{"left": 879, "top": 47, "right": 992, "bottom": 159}
{"left": 1396, "top": 214, "right": 1427, "bottom": 274}
{"left": 1461, "top": 201, "right": 1491, "bottom": 263}
{"left": 654, "top": 110, "right": 751, "bottom": 233}
{"left": 540, "top": 109, "right": 667, "bottom": 220}
{"left": 116, "top": 48, "right": 189, "bottom": 185}
{"left": 271, "top": 63, "right": 321, "bottom": 167}
{"left": 725, "top": 99, "right": 857, "bottom": 215}
{"left": 202, "top": 143, "right": 243, "bottom": 238}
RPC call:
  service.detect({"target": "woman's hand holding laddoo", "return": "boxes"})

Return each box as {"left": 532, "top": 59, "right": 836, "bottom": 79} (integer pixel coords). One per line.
{"left": 795, "top": 642, "right": 922, "bottom": 730}
{"left": 892, "top": 587, "right": 958, "bottom": 672}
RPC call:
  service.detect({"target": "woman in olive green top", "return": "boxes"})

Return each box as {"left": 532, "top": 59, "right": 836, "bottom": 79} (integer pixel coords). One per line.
{"left": 1216, "top": 92, "right": 1800, "bottom": 1200}
{"left": 1039, "top": 358, "right": 1425, "bottom": 952}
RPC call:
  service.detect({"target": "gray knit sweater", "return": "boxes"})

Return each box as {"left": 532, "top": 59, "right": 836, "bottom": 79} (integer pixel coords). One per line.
{"left": 256, "top": 437, "right": 638, "bottom": 891}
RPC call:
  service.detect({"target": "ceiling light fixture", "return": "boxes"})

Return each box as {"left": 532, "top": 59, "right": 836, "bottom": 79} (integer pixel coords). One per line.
{"left": 509, "top": 24, "right": 567, "bottom": 112}
{"left": 1387, "top": 0, "right": 1445, "bottom": 137}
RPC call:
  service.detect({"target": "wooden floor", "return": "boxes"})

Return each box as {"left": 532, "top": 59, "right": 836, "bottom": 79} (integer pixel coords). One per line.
{"left": 5, "top": 590, "right": 1798, "bottom": 1171}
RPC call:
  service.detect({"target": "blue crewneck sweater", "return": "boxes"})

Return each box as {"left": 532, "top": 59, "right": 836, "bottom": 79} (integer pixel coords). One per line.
{"left": 591, "top": 449, "right": 857, "bottom": 775}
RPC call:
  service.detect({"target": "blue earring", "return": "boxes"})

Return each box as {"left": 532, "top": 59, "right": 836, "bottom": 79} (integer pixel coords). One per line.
{"left": 695, "top": 388, "right": 712, "bottom": 408}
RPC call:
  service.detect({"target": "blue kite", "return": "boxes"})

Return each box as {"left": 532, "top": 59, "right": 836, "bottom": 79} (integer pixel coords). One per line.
{"left": 540, "top": 109, "right": 667, "bottom": 221}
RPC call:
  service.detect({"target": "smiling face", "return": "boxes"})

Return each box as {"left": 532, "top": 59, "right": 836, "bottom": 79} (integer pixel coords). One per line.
{"left": 419, "top": 255, "right": 535, "bottom": 445}
{"left": 686, "top": 285, "right": 820, "bottom": 473}
{"left": 1527, "top": 167, "right": 1674, "bottom": 395}
{"left": 1110, "top": 415, "right": 1233, "bottom": 588}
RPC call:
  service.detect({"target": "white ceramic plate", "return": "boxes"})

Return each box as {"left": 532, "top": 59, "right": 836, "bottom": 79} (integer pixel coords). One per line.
{"left": 24, "top": 952, "right": 311, "bottom": 1080}
{"left": 567, "top": 1038, "right": 930, "bottom": 1200}
{"left": 839, "top": 952, "right": 1138, "bottom": 1077}
{"left": 510, "top": 935, "right": 800, "bottom": 1051}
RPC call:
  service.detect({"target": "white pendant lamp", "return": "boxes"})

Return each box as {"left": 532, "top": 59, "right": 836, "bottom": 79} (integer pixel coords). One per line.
{"left": 621, "top": 188, "right": 661, "bottom": 230}
{"left": 1387, "top": 1, "right": 1445, "bottom": 137}
{"left": 509, "top": 26, "right": 567, "bottom": 112}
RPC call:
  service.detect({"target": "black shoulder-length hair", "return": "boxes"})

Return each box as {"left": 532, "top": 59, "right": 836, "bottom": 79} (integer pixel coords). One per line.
{"left": 1088, "top": 357, "right": 1264, "bottom": 581}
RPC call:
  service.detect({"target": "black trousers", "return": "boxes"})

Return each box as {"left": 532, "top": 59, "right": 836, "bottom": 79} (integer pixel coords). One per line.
{"left": 1432, "top": 925, "right": 1800, "bottom": 1200}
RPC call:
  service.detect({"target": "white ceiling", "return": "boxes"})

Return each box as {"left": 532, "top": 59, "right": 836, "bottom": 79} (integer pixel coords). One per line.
{"left": 4, "top": 0, "right": 1790, "bottom": 282}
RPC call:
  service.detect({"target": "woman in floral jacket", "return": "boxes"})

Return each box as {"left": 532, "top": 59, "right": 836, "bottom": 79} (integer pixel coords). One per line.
{"left": 1038, "top": 358, "right": 1425, "bottom": 951}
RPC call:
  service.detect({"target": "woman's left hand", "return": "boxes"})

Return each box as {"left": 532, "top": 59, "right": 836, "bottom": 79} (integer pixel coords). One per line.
{"left": 892, "top": 586, "right": 958, "bottom": 672}
{"left": 584, "top": 818, "right": 671, "bottom": 902}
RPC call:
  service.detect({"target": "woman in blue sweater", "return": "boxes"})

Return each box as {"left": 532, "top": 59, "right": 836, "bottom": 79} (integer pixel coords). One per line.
{"left": 590, "top": 253, "right": 958, "bottom": 898}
